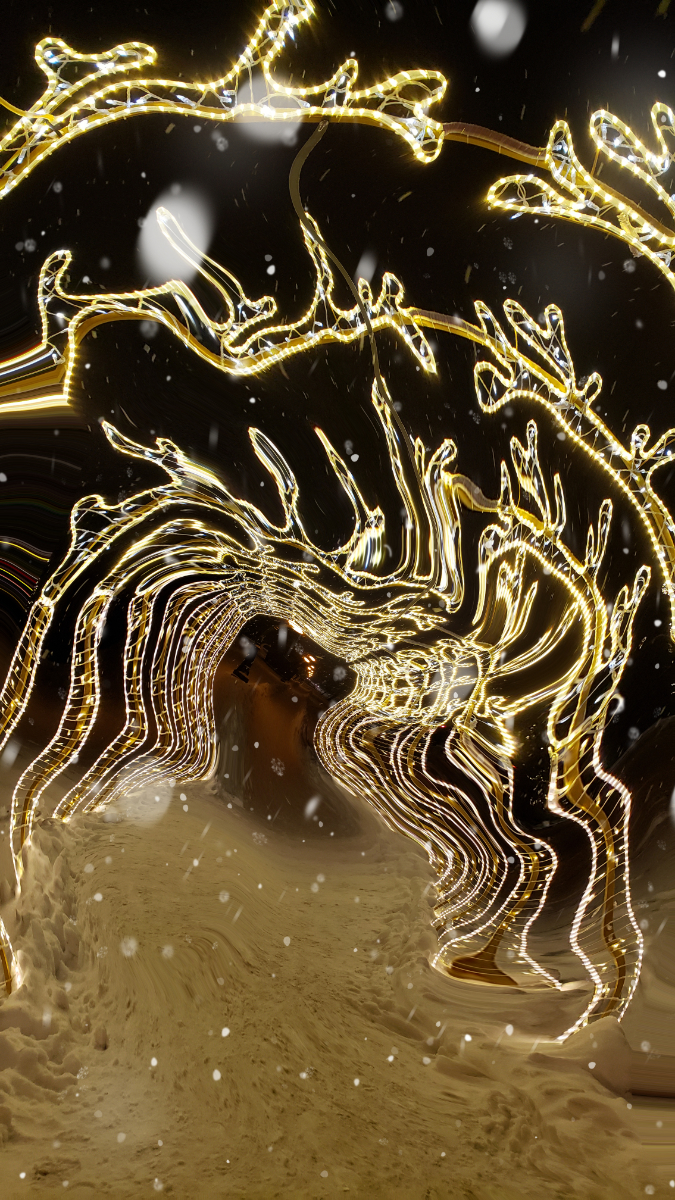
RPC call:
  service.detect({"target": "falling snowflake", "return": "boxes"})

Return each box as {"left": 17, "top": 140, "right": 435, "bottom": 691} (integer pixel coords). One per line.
{"left": 271, "top": 758, "right": 285, "bottom": 776}
{"left": 252, "top": 831, "right": 268, "bottom": 845}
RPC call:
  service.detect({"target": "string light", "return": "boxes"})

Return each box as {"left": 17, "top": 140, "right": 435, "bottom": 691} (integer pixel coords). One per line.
{"left": 0, "top": 0, "right": 446, "bottom": 211}
{"left": 484, "top": 107, "right": 675, "bottom": 636}
{"left": 0, "top": 1, "right": 663, "bottom": 1042}
{"left": 0, "top": 207, "right": 436, "bottom": 417}
{"left": 0, "top": 382, "right": 648, "bottom": 1036}
{"left": 487, "top": 104, "right": 675, "bottom": 289}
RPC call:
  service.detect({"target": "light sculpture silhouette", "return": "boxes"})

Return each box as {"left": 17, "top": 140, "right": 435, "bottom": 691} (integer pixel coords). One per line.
{"left": 0, "top": 0, "right": 667, "bottom": 1041}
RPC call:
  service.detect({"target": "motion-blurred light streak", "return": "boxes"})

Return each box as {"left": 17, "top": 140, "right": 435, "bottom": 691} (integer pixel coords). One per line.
{"left": 0, "top": 369, "right": 649, "bottom": 1037}
{"left": 0, "top": 0, "right": 665, "bottom": 1044}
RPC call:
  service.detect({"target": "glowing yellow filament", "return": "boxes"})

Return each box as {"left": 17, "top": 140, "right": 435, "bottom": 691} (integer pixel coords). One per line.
{"left": 0, "top": 1, "right": 661, "bottom": 1044}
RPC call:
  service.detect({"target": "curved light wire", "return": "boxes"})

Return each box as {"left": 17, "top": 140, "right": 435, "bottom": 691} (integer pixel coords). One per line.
{"left": 0, "top": 1, "right": 662, "bottom": 1043}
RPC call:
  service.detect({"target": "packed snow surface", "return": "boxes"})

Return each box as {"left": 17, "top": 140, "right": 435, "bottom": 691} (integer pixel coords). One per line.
{"left": 0, "top": 769, "right": 672, "bottom": 1197}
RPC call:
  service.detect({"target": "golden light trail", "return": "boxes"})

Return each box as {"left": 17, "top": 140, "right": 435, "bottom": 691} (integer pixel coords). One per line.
{"left": 0, "top": 210, "right": 436, "bottom": 415}
{"left": 0, "top": 0, "right": 446, "bottom": 209}
{"left": 485, "top": 104, "right": 675, "bottom": 633}
{"left": 488, "top": 103, "right": 675, "bottom": 292}
{"left": 0, "top": 0, "right": 666, "bottom": 1042}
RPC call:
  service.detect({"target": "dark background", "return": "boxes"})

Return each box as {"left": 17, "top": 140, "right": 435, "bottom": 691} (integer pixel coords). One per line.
{"left": 1, "top": 0, "right": 675, "bottom": 780}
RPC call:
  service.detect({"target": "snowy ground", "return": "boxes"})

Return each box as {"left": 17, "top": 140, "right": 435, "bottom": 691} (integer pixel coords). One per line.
{"left": 0, "top": 745, "right": 673, "bottom": 1199}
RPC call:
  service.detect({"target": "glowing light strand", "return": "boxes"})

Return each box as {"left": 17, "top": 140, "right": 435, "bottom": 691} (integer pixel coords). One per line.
{"left": 0, "top": 3, "right": 659, "bottom": 1043}
{"left": 488, "top": 104, "right": 675, "bottom": 288}
{"left": 0, "top": 395, "right": 647, "bottom": 1034}
{"left": 0, "top": 208, "right": 435, "bottom": 416}
{"left": 0, "top": 0, "right": 446, "bottom": 208}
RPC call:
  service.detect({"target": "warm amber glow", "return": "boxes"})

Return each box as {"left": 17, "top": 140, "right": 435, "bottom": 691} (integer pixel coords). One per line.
{"left": 0, "top": 0, "right": 663, "bottom": 1043}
